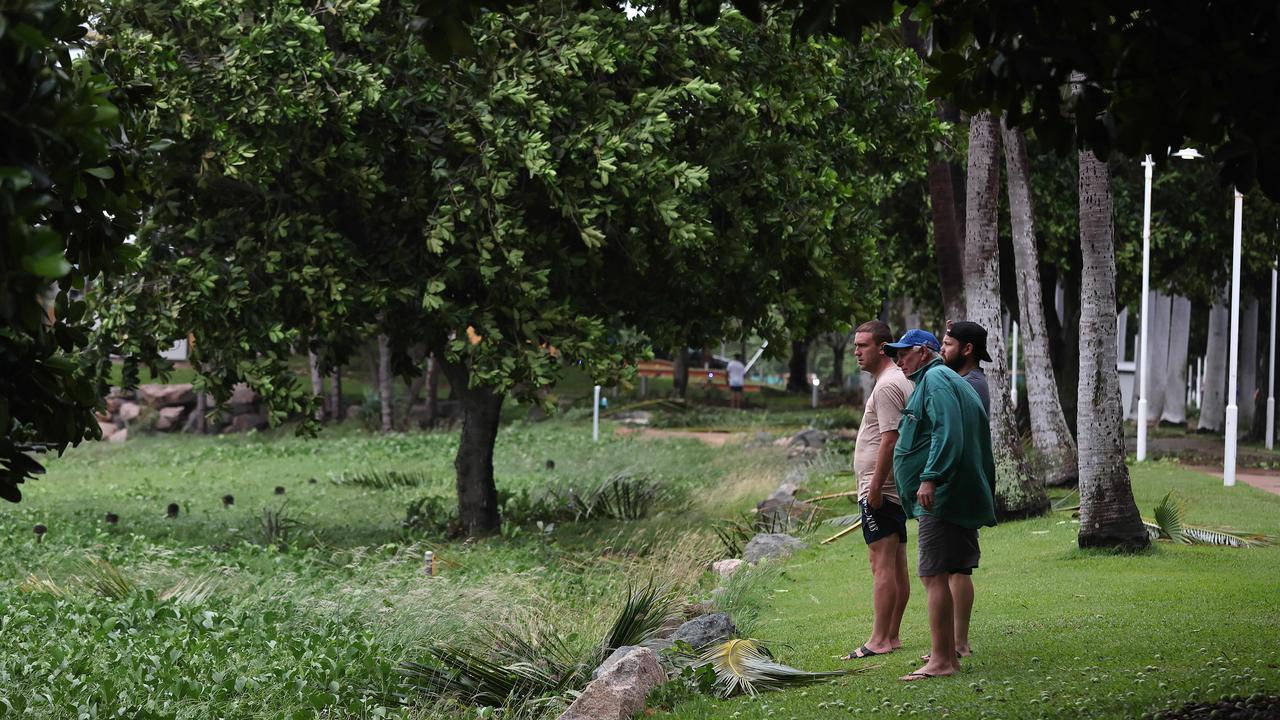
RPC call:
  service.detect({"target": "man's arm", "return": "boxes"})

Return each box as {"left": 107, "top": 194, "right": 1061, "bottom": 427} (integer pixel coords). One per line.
{"left": 866, "top": 429, "right": 899, "bottom": 509}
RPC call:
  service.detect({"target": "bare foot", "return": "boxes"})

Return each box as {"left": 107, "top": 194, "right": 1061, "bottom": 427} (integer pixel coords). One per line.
{"left": 899, "top": 662, "right": 958, "bottom": 682}
{"left": 890, "top": 637, "right": 903, "bottom": 651}
{"left": 920, "top": 648, "right": 971, "bottom": 661}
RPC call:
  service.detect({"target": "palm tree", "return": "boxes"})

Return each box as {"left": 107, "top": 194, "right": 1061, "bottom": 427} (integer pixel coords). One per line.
{"left": 308, "top": 350, "right": 325, "bottom": 423}
{"left": 964, "top": 111, "right": 1049, "bottom": 518}
{"left": 1001, "top": 119, "right": 1078, "bottom": 486}
{"left": 1075, "top": 125, "right": 1150, "bottom": 551}
{"left": 378, "top": 333, "right": 394, "bottom": 433}
{"left": 1161, "top": 296, "right": 1192, "bottom": 424}
{"left": 1198, "top": 291, "right": 1229, "bottom": 431}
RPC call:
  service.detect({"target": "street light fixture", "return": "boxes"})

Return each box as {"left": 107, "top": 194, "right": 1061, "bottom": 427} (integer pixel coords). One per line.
{"left": 1137, "top": 148, "right": 1203, "bottom": 463}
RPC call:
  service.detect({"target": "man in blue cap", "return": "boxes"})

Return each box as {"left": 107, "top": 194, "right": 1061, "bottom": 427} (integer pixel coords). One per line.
{"left": 883, "top": 329, "right": 996, "bottom": 682}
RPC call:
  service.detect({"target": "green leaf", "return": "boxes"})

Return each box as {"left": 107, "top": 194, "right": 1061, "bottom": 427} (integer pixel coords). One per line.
{"left": 85, "top": 166, "right": 115, "bottom": 180}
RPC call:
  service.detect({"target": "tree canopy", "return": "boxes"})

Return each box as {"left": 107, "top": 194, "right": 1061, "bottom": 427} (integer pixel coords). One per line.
{"left": 1, "top": 0, "right": 137, "bottom": 501}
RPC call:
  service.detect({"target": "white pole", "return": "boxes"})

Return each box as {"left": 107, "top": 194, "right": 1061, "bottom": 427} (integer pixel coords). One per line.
{"left": 1137, "top": 155, "right": 1154, "bottom": 461}
{"left": 743, "top": 339, "right": 769, "bottom": 374}
{"left": 1196, "top": 356, "right": 1204, "bottom": 408}
{"left": 1010, "top": 322, "right": 1019, "bottom": 408}
{"left": 592, "top": 385, "right": 601, "bottom": 443}
{"left": 1224, "top": 189, "right": 1244, "bottom": 487}
{"left": 811, "top": 378, "right": 819, "bottom": 409}
{"left": 1268, "top": 258, "right": 1277, "bottom": 450}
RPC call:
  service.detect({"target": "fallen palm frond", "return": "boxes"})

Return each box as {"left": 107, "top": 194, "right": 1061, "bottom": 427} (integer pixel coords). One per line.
{"left": 159, "top": 573, "right": 221, "bottom": 605}
{"left": 399, "top": 643, "right": 574, "bottom": 708}
{"left": 569, "top": 473, "right": 668, "bottom": 521}
{"left": 820, "top": 520, "right": 863, "bottom": 545}
{"left": 696, "top": 638, "right": 852, "bottom": 697}
{"left": 77, "top": 556, "right": 136, "bottom": 600}
{"left": 1051, "top": 490, "right": 1080, "bottom": 512}
{"left": 824, "top": 513, "right": 861, "bottom": 528}
{"left": 805, "top": 490, "right": 859, "bottom": 503}
{"left": 1142, "top": 491, "right": 1272, "bottom": 547}
{"left": 18, "top": 572, "right": 66, "bottom": 597}
{"left": 330, "top": 470, "right": 429, "bottom": 489}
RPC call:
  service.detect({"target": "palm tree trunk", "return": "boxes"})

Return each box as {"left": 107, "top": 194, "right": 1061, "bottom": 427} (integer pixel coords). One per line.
{"left": 1161, "top": 296, "right": 1192, "bottom": 425}
{"left": 1075, "top": 133, "right": 1150, "bottom": 551}
{"left": 1001, "top": 119, "right": 1078, "bottom": 487}
{"left": 1198, "top": 291, "right": 1230, "bottom": 432}
{"left": 439, "top": 357, "right": 502, "bottom": 537}
{"left": 308, "top": 350, "right": 326, "bottom": 423}
{"left": 378, "top": 333, "right": 394, "bottom": 433}
{"left": 1145, "top": 293, "right": 1174, "bottom": 422}
{"left": 964, "top": 111, "right": 1048, "bottom": 519}
{"left": 425, "top": 353, "right": 440, "bottom": 427}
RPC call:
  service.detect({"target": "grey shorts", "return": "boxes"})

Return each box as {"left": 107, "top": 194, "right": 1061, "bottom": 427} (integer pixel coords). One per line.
{"left": 916, "top": 514, "right": 980, "bottom": 577}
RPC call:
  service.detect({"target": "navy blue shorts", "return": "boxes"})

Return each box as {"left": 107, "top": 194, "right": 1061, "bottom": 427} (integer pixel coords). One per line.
{"left": 860, "top": 498, "right": 908, "bottom": 545}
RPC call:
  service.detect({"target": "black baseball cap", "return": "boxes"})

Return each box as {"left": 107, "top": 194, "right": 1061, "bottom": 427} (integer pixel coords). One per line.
{"left": 946, "top": 321, "right": 993, "bottom": 362}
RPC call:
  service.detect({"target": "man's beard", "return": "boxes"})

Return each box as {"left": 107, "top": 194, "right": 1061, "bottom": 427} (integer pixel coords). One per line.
{"left": 942, "top": 353, "right": 965, "bottom": 371}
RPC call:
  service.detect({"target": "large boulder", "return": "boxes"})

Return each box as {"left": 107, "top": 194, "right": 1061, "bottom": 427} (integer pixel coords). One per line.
{"left": 229, "top": 383, "right": 258, "bottom": 414}
{"left": 155, "top": 406, "right": 186, "bottom": 432}
{"left": 670, "top": 612, "right": 736, "bottom": 649}
{"left": 118, "top": 401, "right": 141, "bottom": 422}
{"left": 107, "top": 427, "right": 129, "bottom": 444}
{"left": 591, "top": 645, "right": 641, "bottom": 681}
{"left": 743, "top": 533, "right": 806, "bottom": 564}
{"left": 137, "top": 383, "right": 195, "bottom": 408}
{"left": 230, "top": 413, "right": 268, "bottom": 433}
{"left": 97, "top": 421, "right": 120, "bottom": 440}
{"left": 787, "top": 428, "right": 828, "bottom": 448}
{"left": 556, "top": 646, "right": 665, "bottom": 720}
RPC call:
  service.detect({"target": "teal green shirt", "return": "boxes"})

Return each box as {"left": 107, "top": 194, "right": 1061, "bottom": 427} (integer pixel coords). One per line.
{"left": 892, "top": 357, "right": 997, "bottom": 529}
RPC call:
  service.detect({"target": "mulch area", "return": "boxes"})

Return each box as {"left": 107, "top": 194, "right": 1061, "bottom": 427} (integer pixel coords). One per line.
{"left": 1149, "top": 694, "right": 1280, "bottom": 720}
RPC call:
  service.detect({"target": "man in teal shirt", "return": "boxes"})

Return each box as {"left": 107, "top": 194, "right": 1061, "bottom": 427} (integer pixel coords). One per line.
{"left": 884, "top": 329, "right": 996, "bottom": 682}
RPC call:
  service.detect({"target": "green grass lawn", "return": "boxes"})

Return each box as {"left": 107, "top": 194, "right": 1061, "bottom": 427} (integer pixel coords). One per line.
{"left": 658, "top": 460, "right": 1280, "bottom": 720}
{"left": 3, "top": 414, "right": 1277, "bottom": 719}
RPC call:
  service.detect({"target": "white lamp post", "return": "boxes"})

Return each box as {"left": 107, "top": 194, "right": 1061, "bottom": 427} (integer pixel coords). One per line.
{"left": 1010, "top": 322, "right": 1019, "bottom": 408}
{"left": 592, "top": 385, "right": 602, "bottom": 443}
{"left": 1137, "top": 155, "right": 1155, "bottom": 461}
{"left": 811, "top": 375, "right": 820, "bottom": 409}
{"left": 1224, "top": 189, "right": 1244, "bottom": 487}
{"left": 1268, "top": 258, "right": 1277, "bottom": 450}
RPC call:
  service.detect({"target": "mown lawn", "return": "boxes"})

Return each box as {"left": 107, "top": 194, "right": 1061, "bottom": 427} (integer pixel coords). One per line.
{"left": 658, "top": 461, "right": 1280, "bottom": 720}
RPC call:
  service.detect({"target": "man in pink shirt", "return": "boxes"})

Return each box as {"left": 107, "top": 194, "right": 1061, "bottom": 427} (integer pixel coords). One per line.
{"left": 842, "top": 320, "right": 915, "bottom": 660}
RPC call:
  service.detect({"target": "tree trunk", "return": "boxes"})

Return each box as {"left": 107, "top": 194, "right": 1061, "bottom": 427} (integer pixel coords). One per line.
{"left": 308, "top": 350, "right": 326, "bottom": 423}
{"left": 439, "top": 359, "right": 502, "bottom": 537}
{"left": 398, "top": 345, "right": 429, "bottom": 429}
{"left": 1240, "top": 297, "right": 1259, "bottom": 428}
{"left": 672, "top": 347, "right": 689, "bottom": 398}
{"left": 1058, "top": 261, "right": 1083, "bottom": 436}
{"left": 1198, "top": 290, "right": 1230, "bottom": 432}
{"left": 1002, "top": 120, "right": 1078, "bottom": 487}
{"left": 964, "top": 111, "right": 1048, "bottom": 518}
{"left": 787, "top": 339, "right": 810, "bottom": 393}
{"left": 829, "top": 333, "right": 847, "bottom": 389}
{"left": 424, "top": 353, "right": 440, "bottom": 427}
{"left": 329, "top": 366, "right": 342, "bottom": 422}
{"left": 377, "top": 334, "right": 394, "bottom": 433}
{"left": 1161, "top": 296, "right": 1192, "bottom": 426}
{"left": 1075, "top": 134, "right": 1150, "bottom": 551}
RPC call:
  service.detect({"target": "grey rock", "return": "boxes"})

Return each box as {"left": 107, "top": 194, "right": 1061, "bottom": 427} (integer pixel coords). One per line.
{"left": 137, "top": 383, "right": 195, "bottom": 408}
{"left": 97, "top": 421, "right": 120, "bottom": 440}
{"left": 712, "top": 559, "right": 745, "bottom": 579}
{"left": 556, "top": 646, "right": 665, "bottom": 720}
{"left": 107, "top": 427, "right": 129, "bottom": 444}
{"left": 345, "top": 404, "right": 364, "bottom": 420}
{"left": 670, "top": 612, "right": 736, "bottom": 649}
{"left": 743, "top": 533, "right": 806, "bottom": 564}
{"left": 230, "top": 413, "right": 267, "bottom": 433}
{"left": 155, "top": 406, "right": 186, "bottom": 432}
{"left": 787, "top": 429, "right": 827, "bottom": 448}
{"left": 118, "top": 401, "right": 141, "bottom": 422}
{"left": 592, "top": 645, "right": 642, "bottom": 681}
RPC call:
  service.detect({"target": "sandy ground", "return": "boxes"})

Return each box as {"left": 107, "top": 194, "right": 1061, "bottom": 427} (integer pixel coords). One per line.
{"left": 612, "top": 425, "right": 746, "bottom": 447}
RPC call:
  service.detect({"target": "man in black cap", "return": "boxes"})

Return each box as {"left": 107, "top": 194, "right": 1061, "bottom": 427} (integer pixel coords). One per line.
{"left": 942, "top": 321, "right": 992, "bottom": 415}
{"left": 933, "top": 319, "right": 993, "bottom": 661}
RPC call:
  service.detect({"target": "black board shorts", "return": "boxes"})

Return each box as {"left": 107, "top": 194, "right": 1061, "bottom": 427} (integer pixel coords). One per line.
{"left": 860, "top": 498, "right": 908, "bottom": 545}
{"left": 729, "top": 385, "right": 744, "bottom": 393}
{"left": 916, "top": 513, "right": 980, "bottom": 576}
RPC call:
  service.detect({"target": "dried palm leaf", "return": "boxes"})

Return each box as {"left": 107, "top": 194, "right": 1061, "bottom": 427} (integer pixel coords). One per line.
{"left": 697, "top": 638, "right": 850, "bottom": 697}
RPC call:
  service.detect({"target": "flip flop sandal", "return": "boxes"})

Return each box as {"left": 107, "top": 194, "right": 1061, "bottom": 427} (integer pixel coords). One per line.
{"left": 840, "top": 645, "right": 883, "bottom": 660}
{"left": 899, "top": 672, "right": 936, "bottom": 682}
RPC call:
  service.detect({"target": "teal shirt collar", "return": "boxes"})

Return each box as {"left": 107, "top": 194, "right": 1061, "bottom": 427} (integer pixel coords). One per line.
{"left": 908, "top": 356, "right": 944, "bottom": 383}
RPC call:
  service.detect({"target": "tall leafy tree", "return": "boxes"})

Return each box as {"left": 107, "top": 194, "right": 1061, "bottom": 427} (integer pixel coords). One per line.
{"left": 1, "top": 1, "right": 137, "bottom": 501}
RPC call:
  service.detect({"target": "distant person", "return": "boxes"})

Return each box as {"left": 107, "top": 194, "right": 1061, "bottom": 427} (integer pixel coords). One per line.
{"left": 884, "top": 329, "right": 996, "bottom": 682}
{"left": 842, "top": 321, "right": 914, "bottom": 660}
{"left": 937, "top": 320, "right": 992, "bottom": 659}
{"left": 725, "top": 353, "right": 747, "bottom": 409}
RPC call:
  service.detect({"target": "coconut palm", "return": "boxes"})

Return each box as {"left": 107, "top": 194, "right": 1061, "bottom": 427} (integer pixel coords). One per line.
{"left": 964, "top": 111, "right": 1049, "bottom": 518}
{"left": 1075, "top": 117, "right": 1150, "bottom": 551}
{"left": 1001, "top": 119, "right": 1079, "bottom": 487}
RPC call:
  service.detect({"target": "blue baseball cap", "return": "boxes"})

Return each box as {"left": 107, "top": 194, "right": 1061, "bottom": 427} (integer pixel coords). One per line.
{"left": 883, "top": 329, "right": 941, "bottom": 356}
